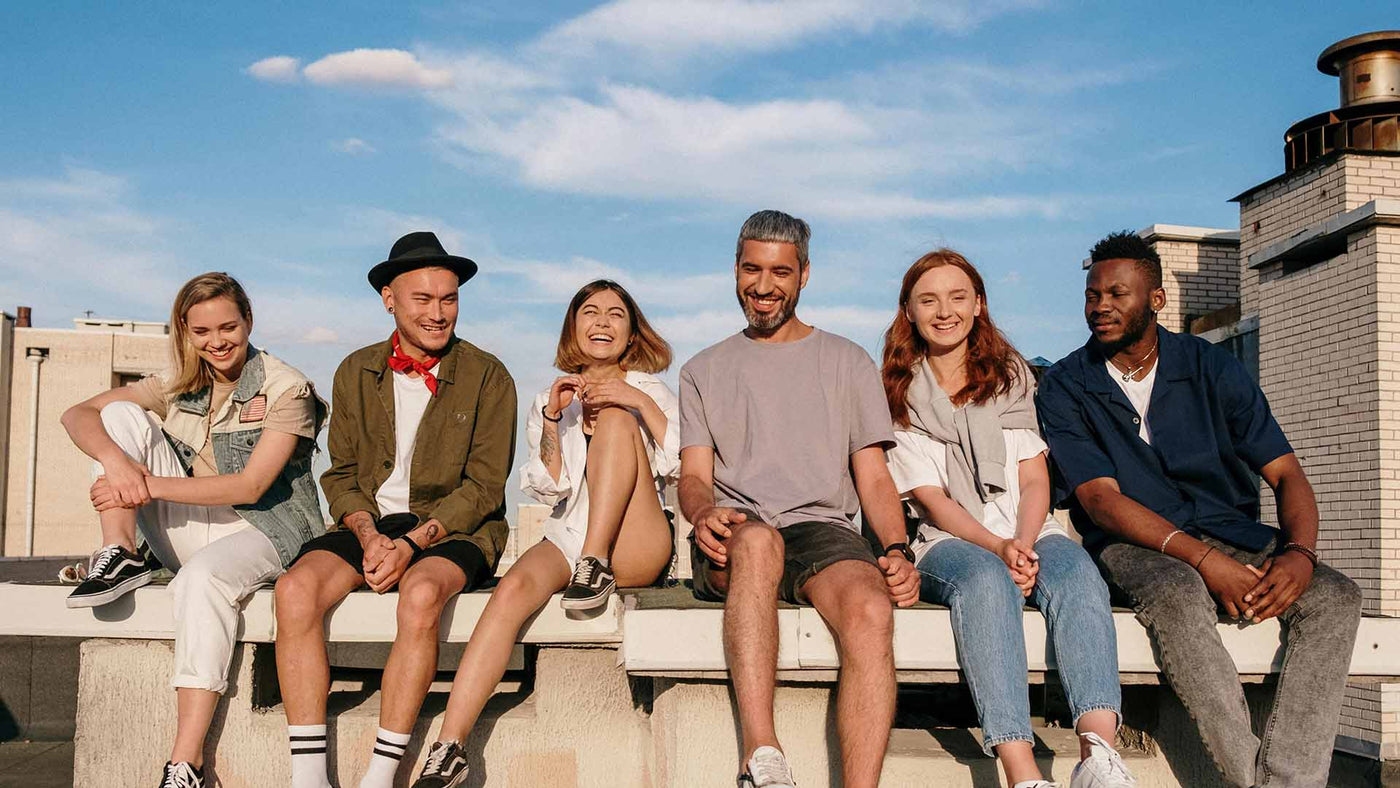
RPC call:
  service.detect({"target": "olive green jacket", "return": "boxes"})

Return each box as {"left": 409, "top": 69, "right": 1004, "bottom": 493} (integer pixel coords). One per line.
{"left": 320, "top": 335, "right": 517, "bottom": 569}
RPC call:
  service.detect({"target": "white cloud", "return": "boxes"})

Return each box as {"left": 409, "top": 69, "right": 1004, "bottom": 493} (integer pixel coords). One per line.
{"left": 245, "top": 56, "right": 302, "bottom": 83}
{"left": 331, "top": 137, "right": 377, "bottom": 155}
{"left": 303, "top": 49, "right": 452, "bottom": 89}
{"left": 535, "top": 0, "right": 1042, "bottom": 59}
{"left": 301, "top": 326, "right": 340, "bottom": 343}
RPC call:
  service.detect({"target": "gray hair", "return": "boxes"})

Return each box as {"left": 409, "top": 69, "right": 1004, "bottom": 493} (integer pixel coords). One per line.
{"left": 735, "top": 210, "right": 811, "bottom": 268}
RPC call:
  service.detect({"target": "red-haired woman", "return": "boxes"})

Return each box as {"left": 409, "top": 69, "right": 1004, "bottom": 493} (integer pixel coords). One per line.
{"left": 881, "top": 251, "right": 1135, "bottom": 788}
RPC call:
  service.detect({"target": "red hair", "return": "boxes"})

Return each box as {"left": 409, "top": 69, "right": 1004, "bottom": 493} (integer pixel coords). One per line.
{"left": 881, "top": 249, "right": 1025, "bottom": 425}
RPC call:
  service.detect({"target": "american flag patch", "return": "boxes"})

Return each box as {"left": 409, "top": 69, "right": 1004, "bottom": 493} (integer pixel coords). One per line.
{"left": 240, "top": 394, "right": 268, "bottom": 423}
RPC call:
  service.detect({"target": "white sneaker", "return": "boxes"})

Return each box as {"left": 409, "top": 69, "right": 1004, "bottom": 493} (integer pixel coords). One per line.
{"left": 1012, "top": 781, "right": 1060, "bottom": 788}
{"left": 738, "top": 745, "right": 796, "bottom": 787}
{"left": 1070, "top": 732, "right": 1137, "bottom": 788}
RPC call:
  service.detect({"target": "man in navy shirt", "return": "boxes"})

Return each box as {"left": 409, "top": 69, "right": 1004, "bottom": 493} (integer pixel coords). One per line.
{"left": 1037, "top": 231, "right": 1361, "bottom": 788}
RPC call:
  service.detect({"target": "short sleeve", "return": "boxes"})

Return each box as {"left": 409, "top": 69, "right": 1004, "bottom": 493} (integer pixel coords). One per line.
{"left": 1036, "top": 369, "right": 1117, "bottom": 506}
{"left": 1010, "top": 428, "right": 1048, "bottom": 463}
{"left": 1212, "top": 349, "right": 1293, "bottom": 471}
{"left": 127, "top": 375, "right": 169, "bottom": 419}
{"left": 678, "top": 363, "right": 714, "bottom": 451}
{"left": 261, "top": 386, "right": 318, "bottom": 440}
{"left": 886, "top": 430, "right": 948, "bottom": 495}
{"left": 847, "top": 348, "right": 896, "bottom": 454}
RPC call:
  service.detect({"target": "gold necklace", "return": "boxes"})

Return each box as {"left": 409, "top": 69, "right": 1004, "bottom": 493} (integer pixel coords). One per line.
{"left": 1112, "top": 341, "right": 1158, "bottom": 382}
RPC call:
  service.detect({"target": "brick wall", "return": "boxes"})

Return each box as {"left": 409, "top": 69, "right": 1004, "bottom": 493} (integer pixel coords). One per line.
{"left": 1148, "top": 237, "right": 1239, "bottom": 333}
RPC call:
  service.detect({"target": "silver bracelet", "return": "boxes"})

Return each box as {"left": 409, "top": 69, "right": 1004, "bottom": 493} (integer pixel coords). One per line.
{"left": 1159, "top": 530, "right": 1183, "bottom": 554}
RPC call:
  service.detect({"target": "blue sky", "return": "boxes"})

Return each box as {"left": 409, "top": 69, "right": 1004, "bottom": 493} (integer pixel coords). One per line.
{"left": 1, "top": 1, "right": 1393, "bottom": 503}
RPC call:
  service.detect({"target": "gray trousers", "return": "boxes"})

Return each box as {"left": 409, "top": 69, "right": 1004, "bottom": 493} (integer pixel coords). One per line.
{"left": 1098, "top": 534, "right": 1362, "bottom": 788}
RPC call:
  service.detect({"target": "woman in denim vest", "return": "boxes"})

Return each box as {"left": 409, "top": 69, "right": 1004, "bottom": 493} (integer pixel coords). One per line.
{"left": 880, "top": 251, "right": 1135, "bottom": 788}
{"left": 60, "top": 272, "right": 327, "bottom": 788}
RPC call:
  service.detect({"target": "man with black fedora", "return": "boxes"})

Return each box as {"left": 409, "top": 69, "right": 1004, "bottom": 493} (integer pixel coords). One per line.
{"left": 274, "top": 231, "right": 517, "bottom": 788}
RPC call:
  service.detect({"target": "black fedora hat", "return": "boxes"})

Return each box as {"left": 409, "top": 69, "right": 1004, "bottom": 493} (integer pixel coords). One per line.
{"left": 368, "top": 231, "right": 478, "bottom": 291}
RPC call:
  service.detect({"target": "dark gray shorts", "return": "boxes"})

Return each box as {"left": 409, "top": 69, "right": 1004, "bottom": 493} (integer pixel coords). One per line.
{"left": 689, "top": 513, "right": 879, "bottom": 604}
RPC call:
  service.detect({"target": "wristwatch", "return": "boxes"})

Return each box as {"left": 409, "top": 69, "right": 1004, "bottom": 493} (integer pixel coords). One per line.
{"left": 883, "top": 542, "right": 916, "bottom": 564}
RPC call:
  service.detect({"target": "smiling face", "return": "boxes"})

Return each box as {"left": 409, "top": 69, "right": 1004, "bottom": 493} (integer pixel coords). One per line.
{"left": 907, "top": 264, "right": 982, "bottom": 356}
{"left": 1085, "top": 258, "right": 1162, "bottom": 353}
{"left": 383, "top": 266, "right": 459, "bottom": 356}
{"left": 572, "top": 288, "right": 633, "bottom": 368}
{"left": 183, "top": 296, "right": 251, "bottom": 382}
{"left": 735, "top": 240, "right": 807, "bottom": 333}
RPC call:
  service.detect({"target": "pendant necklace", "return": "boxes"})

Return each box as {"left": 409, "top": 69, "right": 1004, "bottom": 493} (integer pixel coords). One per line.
{"left": 1113, "top": 341, "right": 1158, "bottom": 382}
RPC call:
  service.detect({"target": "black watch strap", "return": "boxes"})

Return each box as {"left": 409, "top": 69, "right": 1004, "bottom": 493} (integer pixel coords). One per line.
{"left": 884, "top": 542, "right": 916, "bottom": 564}
{"left": 398, "top": 534, "right": 425, "bottom": 557}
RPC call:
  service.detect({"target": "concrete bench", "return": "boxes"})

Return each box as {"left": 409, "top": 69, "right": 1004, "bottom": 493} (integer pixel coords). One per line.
{"left": 2, "top": 579, "right": 1396, "bottom": 787}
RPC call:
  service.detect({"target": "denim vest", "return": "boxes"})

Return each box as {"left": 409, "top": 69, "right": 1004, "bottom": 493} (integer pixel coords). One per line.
{"left": 163, "top": 347, "right": 328, "bottom": 566}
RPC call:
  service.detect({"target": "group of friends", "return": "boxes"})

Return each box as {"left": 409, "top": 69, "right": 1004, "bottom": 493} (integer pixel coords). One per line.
{"left": 58, "top": 211, "right": 1363, "bottom": 788}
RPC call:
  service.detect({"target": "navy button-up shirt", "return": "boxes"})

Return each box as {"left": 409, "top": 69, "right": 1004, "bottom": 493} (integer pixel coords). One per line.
{"left": 1036, "top": 326, "right": 1294, "bottom": 552}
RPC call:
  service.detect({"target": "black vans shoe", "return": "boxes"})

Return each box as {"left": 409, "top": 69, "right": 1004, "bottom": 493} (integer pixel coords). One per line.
{"left": 66, "top": 544, "right": 152, "bottom": 608}
{"left": 411, "top": 740, "right": 469, "bottom": 787}
{"left": 560, "top": 556, "right": 616, "bottom": 612}
{"left": 159, "top": 761, "right": 204, "bottom": 787}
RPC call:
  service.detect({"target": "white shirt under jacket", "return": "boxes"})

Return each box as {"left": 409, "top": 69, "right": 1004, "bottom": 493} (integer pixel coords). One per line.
{"left": 520, "top": 370, "right": 681, "bottom": 566}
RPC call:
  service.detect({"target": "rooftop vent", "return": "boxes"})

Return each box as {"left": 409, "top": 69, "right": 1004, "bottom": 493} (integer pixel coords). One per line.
{"left": 1285, "top": 31, "right": 1400, "bottom": 172}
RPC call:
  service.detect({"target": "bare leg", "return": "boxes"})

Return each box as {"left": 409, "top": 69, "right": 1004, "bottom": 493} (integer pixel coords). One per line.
{"left": 721, "top": 523, "right": 786, "bottom": 760}
{"left": 170, "top": 688, "right": 219, "bottom": 766}
{"left": 804, "top": 560, "right": 895, "bottom": 788}
{"left": 378, "top": 557, "right": 466, "bottom": 732}
{"left": 1076, "top": 709, "right": 1119, "bottom": 761}
{"left": 994, "top": 741, "right": 1042, "bottom": 785}
{"left": 99, "top": 507, "right": 138, "bottom": 552}
{"left": 437, "top": 542, "right": 572, "bottom": 742}
{"left": 580, "top": 408, "right": 672, "bottom": 585}
{"left": 274, "top": 553, "right": 365, "bottom": 725}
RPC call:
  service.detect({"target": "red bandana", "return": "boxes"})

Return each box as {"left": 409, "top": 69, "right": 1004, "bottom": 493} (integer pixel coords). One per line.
{"left": 387, "top": 332, "right": 442, "bottom": 396}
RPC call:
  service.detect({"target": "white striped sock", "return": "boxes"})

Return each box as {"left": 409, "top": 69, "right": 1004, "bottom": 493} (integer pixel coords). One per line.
{"left": 358, "top": 728, "right": 411, "bottom": 788}
{"left": 288, "top": 724, "right": 331, "bottom": 788}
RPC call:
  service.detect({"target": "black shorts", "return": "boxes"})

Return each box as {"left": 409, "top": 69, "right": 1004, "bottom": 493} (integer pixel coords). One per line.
{"left": 689, "top": 512, "right": 880, "bottom": 604}
{"left": 295, "top": 512, "right": 490, "bottom": 590}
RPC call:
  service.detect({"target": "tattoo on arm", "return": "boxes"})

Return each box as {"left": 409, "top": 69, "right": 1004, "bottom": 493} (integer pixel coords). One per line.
{"left": 540, "top": 425, "right": 558, "bottom": 464}
{"left": 425, "top": 522, "right": 439, "bottom": 543}
{"left": 346, "top": 512, "right": 377, "bottom": 544}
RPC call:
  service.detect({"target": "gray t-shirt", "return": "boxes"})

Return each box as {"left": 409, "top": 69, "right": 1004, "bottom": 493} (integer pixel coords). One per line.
{"left": 679, "top": 328, "right": 896, "bottom": 532}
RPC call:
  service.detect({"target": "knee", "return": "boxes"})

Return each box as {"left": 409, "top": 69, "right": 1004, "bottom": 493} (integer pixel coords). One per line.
{"left": 1137, "top": 574, "right": 1216, "bottom": 631}
{"left": 170, "top": 560, "right": 217, "bottom": 601}
{"left": 955, "top": 554, "right": 1022, "bottom": 610}
{"left": 98, "top": 401, "right": 150, "bottom": 448}
{"left": 493, "top": 570, "right": 541, "bottom": 608}
{"left": 839, "top": 586, "right": 893, "bottom": 640}
{"left": 396, "top": 579, "right": 449, "bottom": 631}
{"left": 1307, "top": 566, "right": 1363, "bottom": 619}
{"left": 274, "top": 570, "right": 323, "bottom": 626}
{"left": 592, "top": 406, "right": 640, "bottom": 436}
{"left": 727, "top": 524, "right": 784, "bottom": 576}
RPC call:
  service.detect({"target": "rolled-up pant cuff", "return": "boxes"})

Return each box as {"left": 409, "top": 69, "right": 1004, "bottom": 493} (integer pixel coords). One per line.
{"left": 1071, "top": 704, "right": 1122, "bottom": 732}
{"left": 171, "top": 672, "right": 227, "bottom": 694}
{"left": 980, "top": 731, "right": 1034, "bottom": 757}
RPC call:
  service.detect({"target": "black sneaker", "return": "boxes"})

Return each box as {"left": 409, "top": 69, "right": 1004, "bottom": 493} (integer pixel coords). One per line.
{"left": 66, "top": 544, "right": 152, "bottom": 608}
{"left": 411, "top": 740, "right": 469, "bottom": 787}
{"left": 560, "top": 556, "right": 615, "bottom": 611}
{"left": 159, "top": 761, "right": 204, "bottom": 787}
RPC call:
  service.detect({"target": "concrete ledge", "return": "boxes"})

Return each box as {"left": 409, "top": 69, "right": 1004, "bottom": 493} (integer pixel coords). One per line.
{"left": 1247, "top": 197, "right": 1400, "bottom": 270}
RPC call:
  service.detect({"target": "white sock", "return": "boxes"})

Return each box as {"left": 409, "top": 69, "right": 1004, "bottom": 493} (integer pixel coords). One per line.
{"left": 358, "top": 727, "right": 411, "bottom": 788}
{"left": 583, "top": 554, "right": 611, "bottom": 569}
{"left": 288, "top": 724, "right": 331, "bottom": 788}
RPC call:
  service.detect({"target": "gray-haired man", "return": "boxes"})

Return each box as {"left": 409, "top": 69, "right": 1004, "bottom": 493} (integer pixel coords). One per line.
{"left": 678, "top": 210, "right": 918, "bottom": 788}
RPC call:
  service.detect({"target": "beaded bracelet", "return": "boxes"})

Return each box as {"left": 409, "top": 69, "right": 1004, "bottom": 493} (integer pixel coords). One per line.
{"left": 1281, "top": 542, "right": 1319, "bottom": 568}
{"left": 1159, "top": 530, "right": 1183, "bottom": 554}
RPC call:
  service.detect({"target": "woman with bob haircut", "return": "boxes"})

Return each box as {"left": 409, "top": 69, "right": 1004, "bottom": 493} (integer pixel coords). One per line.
{"left": 880, "top": 251, "right": 1135, "bottom": 788}
{"left": 59, "top": 272, "right": 326, "bottom": 788}
{"left": 410, "top": 279, "right": 678, "bottom": 787}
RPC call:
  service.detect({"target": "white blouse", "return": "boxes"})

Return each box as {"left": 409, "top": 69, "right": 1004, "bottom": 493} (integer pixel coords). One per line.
{"left": 885, "top": 427, "right": 1068, "bottom": 560}
{"left": 519, "top": 371, "right": 681, "bottom": 545}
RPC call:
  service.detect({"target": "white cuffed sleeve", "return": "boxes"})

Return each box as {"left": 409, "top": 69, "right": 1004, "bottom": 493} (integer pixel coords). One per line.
{"left": 640, "top": 378, "right": 681, "bottom": 483}
{"left": 519, "top": 389, "right": 572, "bottom": 506}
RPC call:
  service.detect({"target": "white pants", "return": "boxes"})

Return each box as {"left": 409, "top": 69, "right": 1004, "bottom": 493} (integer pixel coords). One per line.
{"left": 98, "top": 401, "right": 283, "bottom": 693}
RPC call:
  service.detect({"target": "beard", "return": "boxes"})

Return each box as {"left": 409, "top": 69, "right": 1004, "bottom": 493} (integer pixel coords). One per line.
{"left": 737, "top": 284, "right": 800, "bottom": 333}
{"left": 1091, "top": 303, "right": 1153, "bottom": 356}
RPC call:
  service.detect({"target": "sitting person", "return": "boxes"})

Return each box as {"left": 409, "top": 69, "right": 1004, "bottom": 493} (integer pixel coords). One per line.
{"left": 880, "top": 250, "right": 1134, "bottom": 788}
{"left": 1037, "top": 231, "right": 1363, "bottom": 788}
{"left": 60, "top": 272, "right": 326, "bottom": 788}
{"left": 273, "top": 232, "right": 517, "bottom": 788}
{"left": 410, "top": 279, "right": 678, "bottom": 787}
{"left": 681, "top": 210, "right": 918, "bottom": 788}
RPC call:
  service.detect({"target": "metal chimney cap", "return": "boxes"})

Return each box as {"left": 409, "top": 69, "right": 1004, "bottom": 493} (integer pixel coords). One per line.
{"left": 1318, "top": 30, "right": 1400, "bottom": 75}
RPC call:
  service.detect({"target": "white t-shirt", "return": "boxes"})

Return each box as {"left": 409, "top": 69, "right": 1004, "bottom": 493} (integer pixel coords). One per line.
{"left": 886, "top": 428, "right": 1068, "bottom": 561}
{"left": 374, "top": 370, "right": 434, "bottom": 517}
{"left": 1107, "top": 360, "right": 1157, "bottom": 444}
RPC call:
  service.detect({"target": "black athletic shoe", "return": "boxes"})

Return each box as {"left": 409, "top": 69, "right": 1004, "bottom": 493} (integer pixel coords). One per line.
{"left": 66, "top": 544, "right": 152, "bottom": 608}
{"left": 159, "top": 761, "right": 204, "bottom": 788}
{"left": 560, "top": 556, "right": 616, "bottom": 611}
{"left": 411, "top": 740, "right": 469, "bottom": 787}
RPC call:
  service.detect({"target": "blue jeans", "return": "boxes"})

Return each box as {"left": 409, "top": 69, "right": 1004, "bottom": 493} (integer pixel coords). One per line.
{"left": 917, "top": 534, "right": 1121, "bottom": 755}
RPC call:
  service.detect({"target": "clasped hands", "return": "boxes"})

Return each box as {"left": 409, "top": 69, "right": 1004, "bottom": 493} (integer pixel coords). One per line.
{"left": 90, "top": 456, "right": 153, "bottom": 511}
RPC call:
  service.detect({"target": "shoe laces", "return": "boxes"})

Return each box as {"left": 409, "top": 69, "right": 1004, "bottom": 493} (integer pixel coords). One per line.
{"left": 1083, "top": 733, "right": 1136, "bottom": 785}
{"left": 746, "top": 747, "right": 794, "bottom": 787}
{"left": 88, "top": 545, "right": 123, "bottom": 578}
{"left": 571, "top": 557, "right": 602, "bottom": 587}
{"left": 163, "top": 762, "right": 200, "bottom": 788}
{"left": 422, "top": 741, "right": 457, "bottom": 775}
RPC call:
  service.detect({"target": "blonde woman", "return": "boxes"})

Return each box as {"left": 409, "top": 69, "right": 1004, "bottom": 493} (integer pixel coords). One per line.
{"left": 60, "top": 272, "right": 326, "bottom": 788}
{"left": 410, "top": 279, "right": 677, "bottom": 787}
